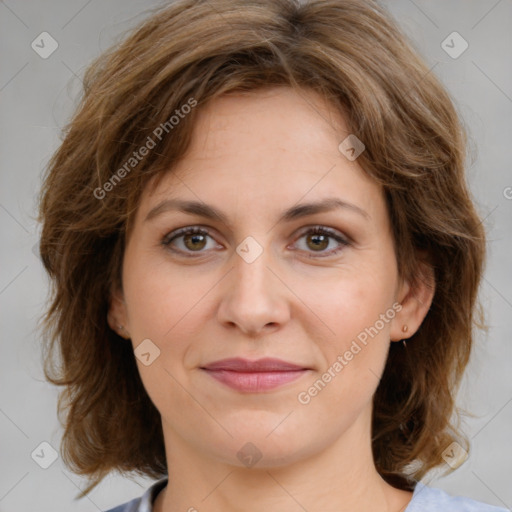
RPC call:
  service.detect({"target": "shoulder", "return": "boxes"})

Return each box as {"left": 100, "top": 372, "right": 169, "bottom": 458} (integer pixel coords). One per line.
{"left": 407, "top": 482, "right": 509, "bottom": 512}
{"left": 103, "top": 478, "right": 168, "bottom": 512}
{"left": 104, "top": 497, "right": 141, "bottom": 512}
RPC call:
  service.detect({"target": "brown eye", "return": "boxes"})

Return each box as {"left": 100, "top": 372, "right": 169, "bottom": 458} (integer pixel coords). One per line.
{"left": 306, "top": 232, "right": 329, "bottom": 251}
{"left": 162, "top": 227, "right": 218, "bottom": 255}
{"left": 294, "top": 226, "right": 349, "bottom": 257}
{"left": 183, "top": 232, "right": 207, "bottom": 251}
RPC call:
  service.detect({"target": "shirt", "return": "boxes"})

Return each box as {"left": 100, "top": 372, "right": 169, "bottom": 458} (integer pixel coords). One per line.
{"left": 104, "top": 477, "right": 509, "bottom": 512}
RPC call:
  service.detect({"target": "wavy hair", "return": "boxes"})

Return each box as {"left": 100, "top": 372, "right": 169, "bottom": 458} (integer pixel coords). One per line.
{"left": 38, "top": 0, "right": 485, "bottom": 496}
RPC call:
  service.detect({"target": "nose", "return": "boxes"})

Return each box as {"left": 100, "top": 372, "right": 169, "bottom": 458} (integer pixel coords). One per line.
{"left": 216, "top": 243, "right": 291, "bottom": 337}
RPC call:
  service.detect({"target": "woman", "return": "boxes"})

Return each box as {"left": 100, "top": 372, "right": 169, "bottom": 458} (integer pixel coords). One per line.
{"left": 37, "top": 0, "right": 506, "bottom": 511}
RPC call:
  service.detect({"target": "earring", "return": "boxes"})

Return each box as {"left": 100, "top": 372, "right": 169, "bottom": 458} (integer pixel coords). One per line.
{"left": 117, "top": 325, "right": 129, "bottom": 338}
{"left": 401, "top": 325, "right": 408, "bottom": 348}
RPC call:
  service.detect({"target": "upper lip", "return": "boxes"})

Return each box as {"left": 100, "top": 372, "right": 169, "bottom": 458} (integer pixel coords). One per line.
{"left": 201, "top": 357, "right": 309, "bottom": 372}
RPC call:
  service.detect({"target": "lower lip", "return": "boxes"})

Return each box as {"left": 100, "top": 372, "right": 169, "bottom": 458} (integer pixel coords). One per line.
{"left": 202, "top": 369, "right": 308, "bottom": 392}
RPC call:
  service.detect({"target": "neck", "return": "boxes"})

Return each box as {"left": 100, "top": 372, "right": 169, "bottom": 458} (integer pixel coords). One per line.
{"left": 154, "top": 407, "right": 413, "bottom": 512}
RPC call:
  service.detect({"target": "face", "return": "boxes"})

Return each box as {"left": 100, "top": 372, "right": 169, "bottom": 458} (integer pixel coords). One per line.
{"left": 109, "top": 86, "right": 431, "bottom": 469}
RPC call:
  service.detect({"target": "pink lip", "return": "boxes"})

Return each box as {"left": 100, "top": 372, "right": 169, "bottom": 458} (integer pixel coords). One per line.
{"left": 201, "top": 357, "right": 310, "bottom": 392}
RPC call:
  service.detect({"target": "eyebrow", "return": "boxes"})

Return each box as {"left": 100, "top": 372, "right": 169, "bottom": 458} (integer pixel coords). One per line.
{"left": 145, "top": 197, "right": 370, "bottom": 226}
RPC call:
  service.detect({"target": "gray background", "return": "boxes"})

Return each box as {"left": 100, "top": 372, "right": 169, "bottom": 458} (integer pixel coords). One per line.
{"left": 0, "top": 0, "right": 511, "bottom": 511}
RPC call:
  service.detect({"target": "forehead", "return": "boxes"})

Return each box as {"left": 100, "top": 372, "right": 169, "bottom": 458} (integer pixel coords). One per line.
{"left": 137, "top": 87, "right": 385, "bottom": 226}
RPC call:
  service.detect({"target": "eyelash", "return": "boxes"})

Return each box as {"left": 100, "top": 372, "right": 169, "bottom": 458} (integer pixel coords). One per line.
{"left": 161, "top": 225, "right": 350, "bottom": 258}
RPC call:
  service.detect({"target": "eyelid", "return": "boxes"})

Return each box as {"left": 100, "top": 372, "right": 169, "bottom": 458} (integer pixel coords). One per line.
{"left": 161, "top": 224, "right": 351, "bottom": 258}
{"left": 293, "top": 224, "right": 350, "bottom": 244}
{"left": 161, "top": 226, "right": 221, "bottom": 252}
{"left": 289, "top": 225, "right": 350, "bottom": 257}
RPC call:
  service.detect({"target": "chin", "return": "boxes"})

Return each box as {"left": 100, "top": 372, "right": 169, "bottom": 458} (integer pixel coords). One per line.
{"left": 209, "top": 426, "right": 317, "bottom": 469}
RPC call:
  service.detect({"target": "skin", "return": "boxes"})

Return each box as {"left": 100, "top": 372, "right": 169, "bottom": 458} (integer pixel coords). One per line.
{"left": 108, "top": 86, "right": 434, "bottom": 512}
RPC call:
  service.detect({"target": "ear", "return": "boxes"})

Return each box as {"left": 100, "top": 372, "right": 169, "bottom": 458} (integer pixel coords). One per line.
{"left": 107, "top": 285, "right": 130, "bottom": 339}
{"left": 390, "top": 259, "right": 435, "bottom": 342}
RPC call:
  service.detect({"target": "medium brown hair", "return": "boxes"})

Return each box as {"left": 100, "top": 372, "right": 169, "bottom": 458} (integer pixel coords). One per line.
{"left": 38, "top": 0, "right": 486, "bottom": 496}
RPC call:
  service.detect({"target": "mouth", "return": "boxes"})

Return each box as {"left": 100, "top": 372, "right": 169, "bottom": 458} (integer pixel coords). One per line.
{"left": 200, "top": 357, "right": 311, "bottom": 392}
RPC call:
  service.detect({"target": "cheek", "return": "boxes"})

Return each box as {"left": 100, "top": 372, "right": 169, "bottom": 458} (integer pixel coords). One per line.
{"left": 123, "top": 251, "right": 204, "bottom": 339}
{"left": 296, "top": 277, "right": 394, "bottom": 421}
{"left": 296, "top": 263, "right": 397, "bottom": 393}
{"left": 300, "top": 266, "right": 397, "bottom": 340}
{"left": 122, "top": 255, "right": 205, "bottom": 406}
